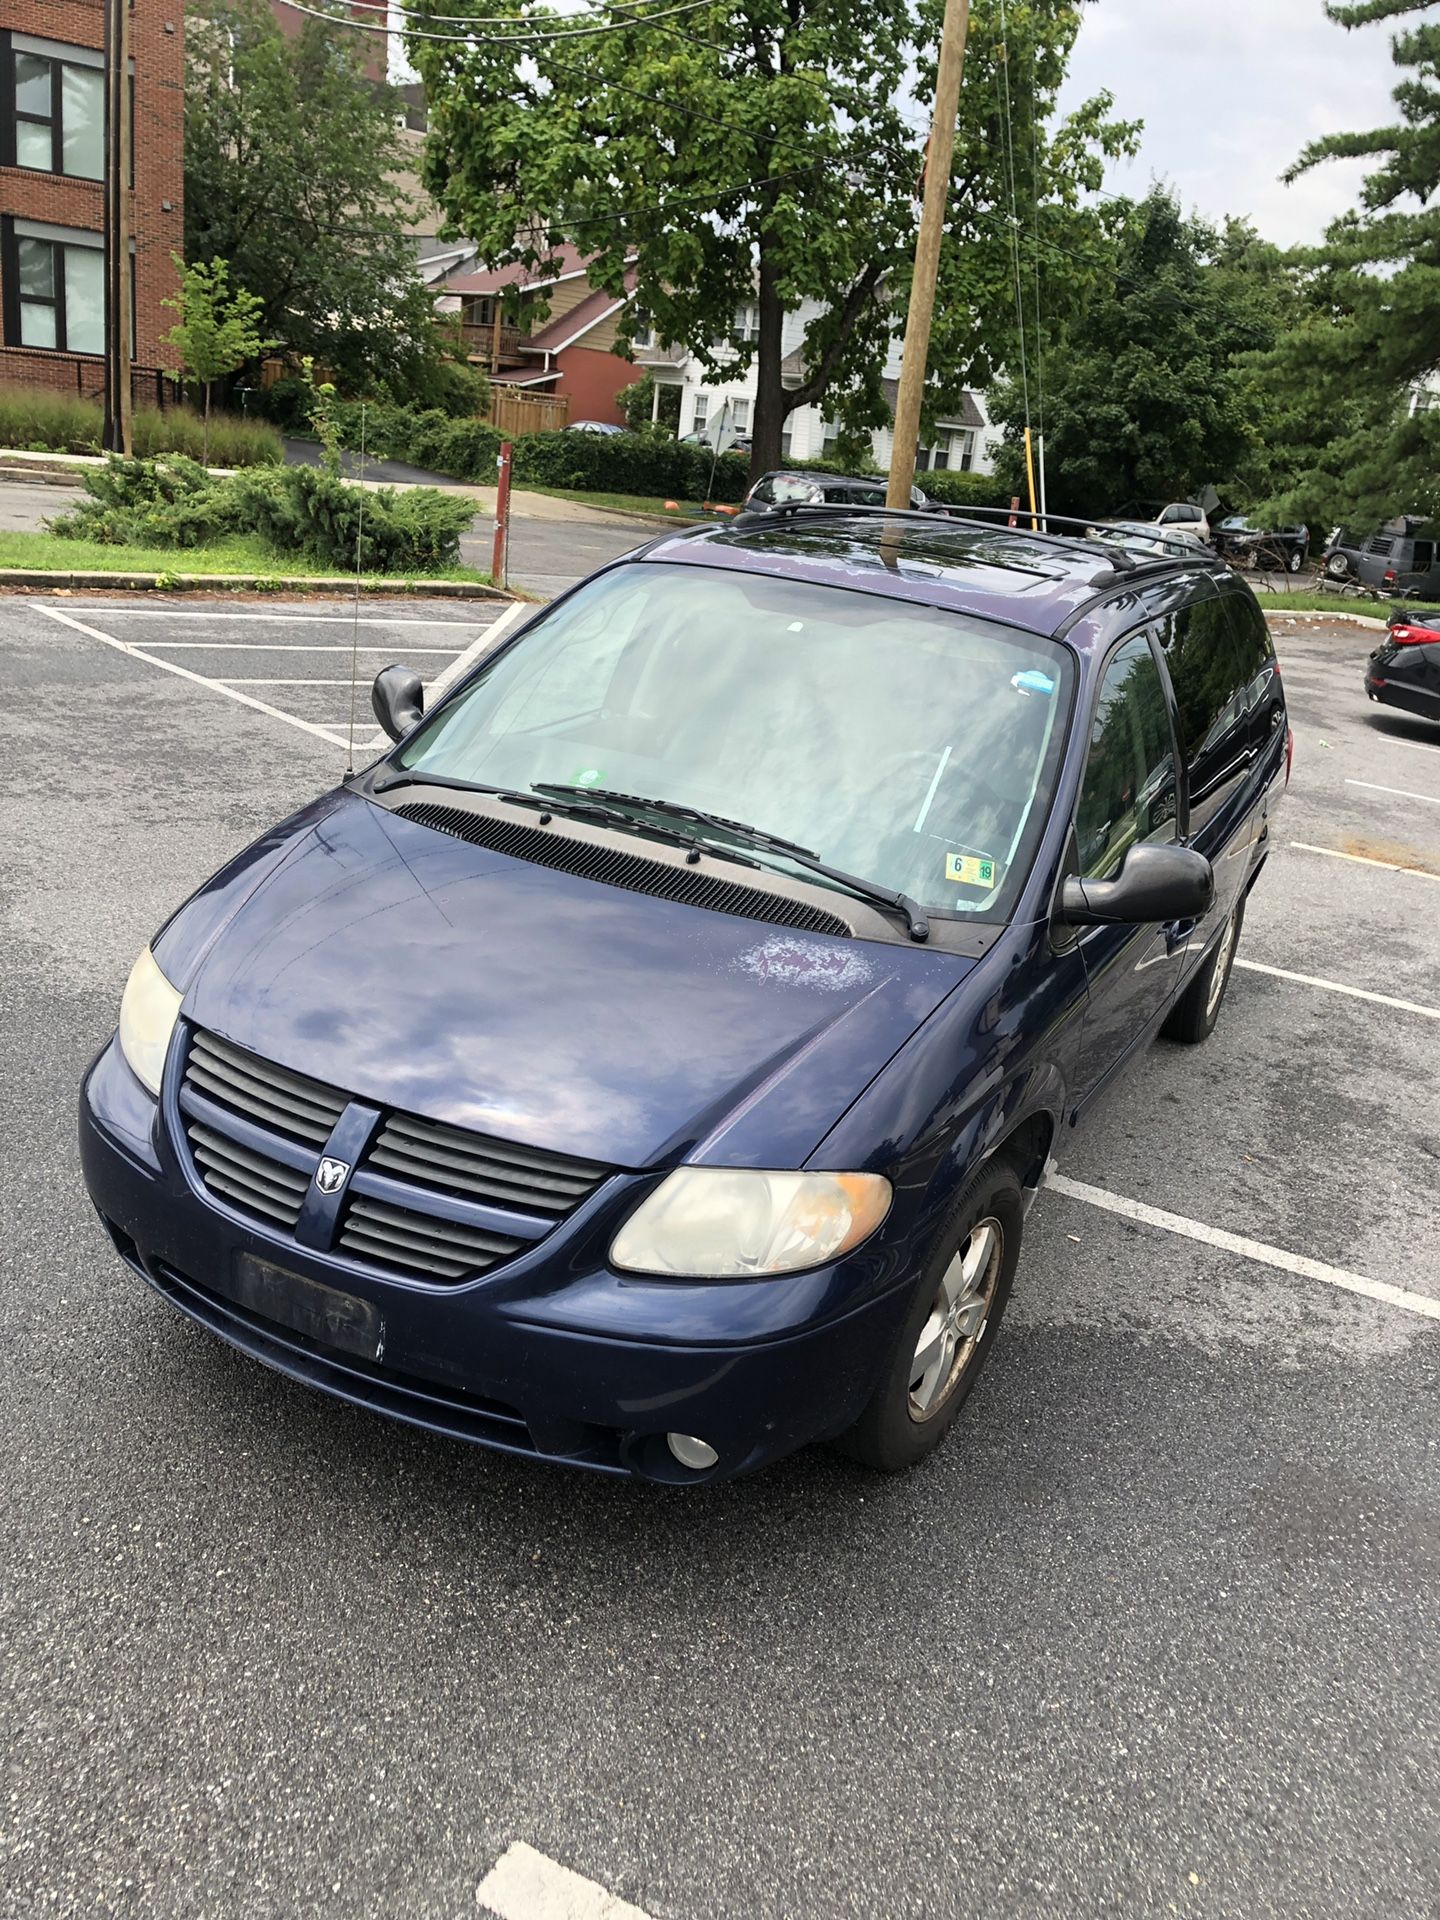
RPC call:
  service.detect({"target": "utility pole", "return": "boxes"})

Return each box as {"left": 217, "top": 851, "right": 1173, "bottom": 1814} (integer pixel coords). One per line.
{"left": 886, "top": 0, "right": 971, "bottom": 509}
{"left": 102, "top": 0, "right": 133, "bottom": 454}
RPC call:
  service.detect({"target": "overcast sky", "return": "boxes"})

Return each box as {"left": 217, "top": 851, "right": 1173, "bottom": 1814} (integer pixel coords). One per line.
{"left": 1057, "top": 0, "right": 1404, "bottom": 245}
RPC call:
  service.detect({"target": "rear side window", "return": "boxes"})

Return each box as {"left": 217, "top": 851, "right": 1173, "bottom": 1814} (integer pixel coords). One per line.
{"left": 1075, "top": 634, "right": 1177, "bottom": 880}
{"left": 1411, "top": 539, "right": 1435, "bottom": 573}
{"left": 1160, "top": 594, "right": 1271, "bottom": 836}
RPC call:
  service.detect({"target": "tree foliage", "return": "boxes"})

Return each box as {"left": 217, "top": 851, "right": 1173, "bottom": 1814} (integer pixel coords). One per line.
{"left": 1252, "top": 0, "right": 1440, "bottom": 527}
{"left": 161, "top": 256, "right": 273, "bottom": 461}
{"left": 988, "top": 191, "right": 1299, "bottom": 515}
{"left": 185, "top": 0, "right": 447, "bottom": 398}
{"left": 410, "top": 0, "right": 1135, "bottom": 476}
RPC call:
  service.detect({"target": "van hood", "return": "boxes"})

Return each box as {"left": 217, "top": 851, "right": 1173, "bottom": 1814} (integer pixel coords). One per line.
{"left": 181, "top": 791, "right": 974, "bottom": 1168}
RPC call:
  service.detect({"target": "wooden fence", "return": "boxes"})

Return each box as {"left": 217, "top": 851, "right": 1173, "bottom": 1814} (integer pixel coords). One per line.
{"left": 486, "top": 386, "right": 569, "bottom": 436}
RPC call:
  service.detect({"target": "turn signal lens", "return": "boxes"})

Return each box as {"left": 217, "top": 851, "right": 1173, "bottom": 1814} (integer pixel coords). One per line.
{"left": 611, "top": 1168, "right": 892, "bottom": 1278}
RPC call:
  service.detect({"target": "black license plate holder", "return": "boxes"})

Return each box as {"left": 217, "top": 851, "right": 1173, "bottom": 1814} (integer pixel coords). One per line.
{"left": 228, "top": 1252, "right": 383, "bottom": 1363}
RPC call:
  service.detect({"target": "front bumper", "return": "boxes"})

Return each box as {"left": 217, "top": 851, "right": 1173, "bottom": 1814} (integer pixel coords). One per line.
{"left": 79, "top": 1038, "right": 914, "bottom": 1482}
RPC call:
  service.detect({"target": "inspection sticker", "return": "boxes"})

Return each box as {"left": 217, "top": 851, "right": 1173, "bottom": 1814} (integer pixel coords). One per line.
{"left": 946, "top": 852, "right": 998, "bottom": 889}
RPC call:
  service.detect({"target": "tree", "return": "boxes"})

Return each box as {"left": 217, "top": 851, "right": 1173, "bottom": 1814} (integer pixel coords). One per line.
{"left": 410, "top": 0, "right": 1135, "bottom": 478}
{"left": 161, "top": 256, "right": 272, "bottom": 462}
{"left": 987, "top": 191, "right": 1296, "bottom": 514}
{"left": 185, "top": 0, "right": 448, "bottom": 398}
{"left": 1249, "top": 0, "right": 1440, "bottom": 528}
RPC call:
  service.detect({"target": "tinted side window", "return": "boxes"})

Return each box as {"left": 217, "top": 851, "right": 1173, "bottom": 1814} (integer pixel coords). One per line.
{"left": 1161, "top": 595, "right": 1270, "bottom": 836}
{"left": 1075, "top": 634, "right": 1177, "bottom": 880}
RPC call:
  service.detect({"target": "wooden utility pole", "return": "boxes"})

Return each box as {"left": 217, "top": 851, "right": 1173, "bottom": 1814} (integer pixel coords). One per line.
{"left": 102, "top": 0, "right": 133, "bottom": 453}
{"left": 886, "top": 0, "right": 971, "bottom": 508}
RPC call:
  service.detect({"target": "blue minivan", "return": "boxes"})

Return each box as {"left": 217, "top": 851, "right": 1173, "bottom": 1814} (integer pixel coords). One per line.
{"left": 80, "top": 510, "right": 1289, "bottom": 1481}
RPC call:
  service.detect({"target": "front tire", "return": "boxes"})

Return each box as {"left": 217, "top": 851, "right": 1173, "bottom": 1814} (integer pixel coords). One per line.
{"left": 1326, "top": 552, "right": 1351, "bottom": 580}
{"left": 1288, "top": 547, "right": 1305, "bottom": 574}
{"left": 837, "top": 1162, "right": 1022, "bottom": 1472}
{"left": 1163, "top": 897, "right": 1245, "bottom": 1044}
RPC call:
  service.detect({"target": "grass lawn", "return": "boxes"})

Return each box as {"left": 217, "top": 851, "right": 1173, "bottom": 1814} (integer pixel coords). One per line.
{"left": 1255, "top": 585, "right": 1397, "bottom": 618}
{"left": 0, "top": 530, "right": 494, "bottom": 587}
{"left": 525, "top": 486, "right": 739, "bottom": 521}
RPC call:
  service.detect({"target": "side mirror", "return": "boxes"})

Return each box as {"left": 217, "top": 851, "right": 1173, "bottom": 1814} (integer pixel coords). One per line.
{"left": 371, "top": 665, "right": 424, "bottom": 743}
{"left": 1061, "top": 843, "right": 1214, "bottom": 927}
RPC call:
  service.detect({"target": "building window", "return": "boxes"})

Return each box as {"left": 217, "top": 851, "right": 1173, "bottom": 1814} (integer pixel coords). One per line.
{"left": 728, "top": 397, "right": 750, "bottom": 432}
{"left": 733, "top": 303, "right": 760, "bottom": 344}
{"left": 2, "top": 221, "right": 105, "bottom": 354}
{"left": 691, "top": 394, "right": 708, "bottom": 430}
{"left": 780, "top": 427, "right": 793, "bottom": 459}
{"left": 2, "top": 35, "right": 105, "bottom": 181}
{"left": 630, "top": 309, "right": 654, "bottom": 350}
{"left": 821, "top": 419, "right": 840, "bottom": 456}
{"left": 917, "top": 428, "right": 976, "bottom": 472}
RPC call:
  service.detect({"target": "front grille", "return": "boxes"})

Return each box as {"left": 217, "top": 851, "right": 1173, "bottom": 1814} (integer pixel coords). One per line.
{"left": 339, "top": 1192, "right": 526, "bottom": 1281}
{"left": 393, "top": 801, "right": 853, "bottom": 939}
{"left": 185, "top": 1029, "right": 347, "bottom": 1146}
{"left": 178, "top": 1026, "right": 617, "bottom": 1286}
{"left": 186, "top": 1121, "right": 309, "bottom": 1228}
{"left": 366, "top": 1111, "right": 607, "bottom": 1218}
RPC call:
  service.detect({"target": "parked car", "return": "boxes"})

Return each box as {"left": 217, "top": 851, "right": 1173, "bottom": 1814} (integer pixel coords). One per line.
{"left": 80, "top": 510, "right": 1288, "bottom": 1483}
{"left": 741, "top": 469, "right": 931, "bottom": 513}
{"left": 1355, "top": 519, "right": 1440, "bottom": 598}
{"left": 566, "top": 420, "right": 625, "bottom": 436}
{"left": 1213, "top": 516, "right": 1310, "bottom": 573}
{"left": 1321, "top": 526, "right": 1369, "bottom": 581}
{"left": 1365, "top": 604, "right": 1440, "bottom": 725}
{"left": 1092, "top": 519, "right": 1209, "bottom": 557}
{"left": 1112, "top": 498, "right": 1212, "bottom": 544}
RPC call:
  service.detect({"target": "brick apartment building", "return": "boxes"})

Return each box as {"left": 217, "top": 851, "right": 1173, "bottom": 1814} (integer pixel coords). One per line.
{"left": 0, "top": 0, "right": 184, "bottom": 401}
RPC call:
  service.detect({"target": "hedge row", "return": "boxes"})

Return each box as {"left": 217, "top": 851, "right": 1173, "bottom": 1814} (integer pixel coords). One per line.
{"left": 50, "top": 455, "right": 476, "bottom": 573}
{"left": 0, "top": 382, "right": 283, "bottom": 466}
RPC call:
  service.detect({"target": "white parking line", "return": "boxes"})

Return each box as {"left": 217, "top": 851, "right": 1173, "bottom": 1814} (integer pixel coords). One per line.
{"left": 1345, "top": 777, "right": 1440, "bottom": 805}
{"left": 37, "top": 603, "right": 348, "bottom": 746}
{"left": 1289, "top": 840, "right": 1440, "bottom": 883}
{"left": 1049, "top": 1176, "right": 1440, "bottom": 1323}
{"left": 1234, "top": 958, "right": 1440, "bottom": 1022}
{"left": 222, "top": 678, "right": 366, "bottom": 686}
{"left": 64, "top": 607, "right": 490, "bottom": 628}
{"left": 476, "top": 1843, "right": 651, "bottom": 1920}
{"left": 1386, "top": 734, "right": 1440, "bottom": 758}
{"left": 127, "top": 642, "right": 466, "bottom": 655}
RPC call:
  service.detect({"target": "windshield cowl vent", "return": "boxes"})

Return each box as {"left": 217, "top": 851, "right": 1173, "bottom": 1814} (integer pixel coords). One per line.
{"left": 392, "top": 801, "right": 854, "bottom": 939}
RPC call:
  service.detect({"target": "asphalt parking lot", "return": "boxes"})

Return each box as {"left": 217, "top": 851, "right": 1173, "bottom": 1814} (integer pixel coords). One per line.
{"left": 2, "top": 593, "right": 1437, "bottom": 1920}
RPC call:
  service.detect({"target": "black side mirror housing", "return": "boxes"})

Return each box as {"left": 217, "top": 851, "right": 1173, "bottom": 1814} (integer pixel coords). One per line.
{"left": 372, "top": 665, "right": 424, "bottom": 743}
{"left": 1061, "top": 842, "right": 1214, "bottom": 927}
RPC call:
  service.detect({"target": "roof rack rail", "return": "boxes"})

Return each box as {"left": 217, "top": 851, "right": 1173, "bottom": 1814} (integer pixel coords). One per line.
{"left": 751, "top": 500, "right": 1219, "bottom": 576}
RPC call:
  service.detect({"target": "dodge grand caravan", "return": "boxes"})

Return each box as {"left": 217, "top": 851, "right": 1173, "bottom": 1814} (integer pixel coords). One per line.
{"left": 80, "top": 509, "right": 1289, "bottom": 1482}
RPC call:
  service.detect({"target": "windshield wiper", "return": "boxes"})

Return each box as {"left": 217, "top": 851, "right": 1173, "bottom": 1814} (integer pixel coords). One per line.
{"left": 370, "top": 771, "right": 743, "bottom": 862}
{"left": 534, "top": 785, "right": 931, "bottom": 941}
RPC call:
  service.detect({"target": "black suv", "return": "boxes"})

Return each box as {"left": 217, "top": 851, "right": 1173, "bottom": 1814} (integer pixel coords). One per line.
{"left": 742, "top": 469, "right": 932, "bottom": 515}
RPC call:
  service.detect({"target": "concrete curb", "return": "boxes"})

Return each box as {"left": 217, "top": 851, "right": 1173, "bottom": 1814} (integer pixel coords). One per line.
{"left": 0, "top": 568, "right": 514, "bottom": 600}
{"left": 1266, "top": 607, "right": 1388, "bottom": 631}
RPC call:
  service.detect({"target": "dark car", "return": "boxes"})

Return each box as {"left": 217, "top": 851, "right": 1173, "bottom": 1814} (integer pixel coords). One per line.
{"left": 1356, "top": 520, "right": 1440, "bottom": 598}
{"left": 1322, "top": 525, "right": 1369, "bottom": 581}
{"left": 1365, "top": 605, "right": 1440, "bottom": 725}
{"left": 80, "top": 511, "right": 1289, "bottom": 1483}
{"left": 1214, "top": 516, "right": 1310, "bottom": 573}
{"left": 742, "top": 469, "right": 931, "bottom": 514}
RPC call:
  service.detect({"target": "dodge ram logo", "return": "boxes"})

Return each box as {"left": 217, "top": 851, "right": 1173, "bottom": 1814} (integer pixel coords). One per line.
{"left": 315, "top": 1157, "right": 349, "bottom": 1195}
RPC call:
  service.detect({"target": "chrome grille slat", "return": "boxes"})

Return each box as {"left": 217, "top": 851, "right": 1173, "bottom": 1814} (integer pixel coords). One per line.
{"left": 188, "top": 1052, "right": 341, "bottom": 1130}
{"left": 381, "top": 1110, "right": 602, "bottom": 1181}
{"left": 186, "top": 1123, "right": 309, "bottom": 1228}
{"left": 340, "top": 1195, "right": 525, "bottom": 1280}
{"left": 189, "top": 1124, "right": 310, "bottom": 1193}
{"left": 185, "top": 1031, "right": 346, "bottom": 1145}
{"left": 368, "top": 1142, "right": 589, "bottom": 1210}
{"left": 343, "top": 1195, "right": 523, "bottom": 1258}
{"left": 185, "top": 1062, "right": 335, "bottom": 1145}
{"left": 365, "top": 1112, "right": 607, "bottom": 1217}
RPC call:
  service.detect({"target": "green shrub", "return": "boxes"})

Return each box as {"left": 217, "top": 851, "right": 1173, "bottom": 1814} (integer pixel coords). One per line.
{"left": 133, "top": 405, "right": 282, "bottom": 467}
{"left": 50, "top": 454, "right": 240, "bottom": 547}
{"left": 254, "top": 375, "right": 316, "bottom": 433}
{"left": 0, "top": 385, "right": 102, "bottom": 454}
{"left": 398, "top": 356, "right": 491, "bottom": 418}
{"left": 917, "top": 468, "right": 1013, "bottom": 510}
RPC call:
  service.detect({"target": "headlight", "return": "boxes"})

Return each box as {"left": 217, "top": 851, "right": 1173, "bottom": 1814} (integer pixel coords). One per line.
{"left": 611, "top": 1168, "right": 891, "bottom": 1278}
{"left": 118, "top": 946, "right": 182, "bottom": 1096}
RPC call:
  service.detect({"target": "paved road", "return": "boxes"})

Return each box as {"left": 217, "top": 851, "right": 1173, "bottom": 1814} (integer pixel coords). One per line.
{"left": 1, "top": 594, "right": 1437, "bottom": 1919}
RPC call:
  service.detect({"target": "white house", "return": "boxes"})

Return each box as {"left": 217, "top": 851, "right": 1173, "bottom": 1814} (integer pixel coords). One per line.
{"left": 633, "top": 296, "right": 998, "bottom": 475}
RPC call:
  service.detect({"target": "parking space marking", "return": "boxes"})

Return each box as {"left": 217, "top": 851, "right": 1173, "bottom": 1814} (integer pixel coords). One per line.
{"left": 476, "top": 1842, "right": 652, "bottom": 1920}
{"left": 1234, "top": 957, "right": 1440, "bottom": 1021}
{"left": 36, "top": 602, "right": 350, "bottom": 746}
{"left": 125, "top": 643, "right": 467, "bottom": 655}
{"left": 1050, "top": 1176, "right": 1440, "bottom": 1323}
{"left": 68, "top": 607, "right": 491, "bottom": 628}
{"left": 1386, "top": 734, "right": 1440, "bottom": 758}
{"left": 1345, "top": 777, "right": 1440, "bottom": 805}
{"left": 1289, "top": 840, "right": 1440, "bottom": 883}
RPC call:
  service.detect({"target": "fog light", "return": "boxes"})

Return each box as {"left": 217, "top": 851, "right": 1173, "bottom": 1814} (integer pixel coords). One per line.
{"left": 666, "top": 1432, "right": 719, "bottom": 1471}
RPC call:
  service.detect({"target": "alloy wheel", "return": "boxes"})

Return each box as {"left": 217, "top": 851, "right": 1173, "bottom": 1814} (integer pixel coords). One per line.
{"left": 908, "top": 1217, "right": 1003, "bottom": 1422}
{"left": 1206, "top": 909, "right": 1240, "bottom": 1019}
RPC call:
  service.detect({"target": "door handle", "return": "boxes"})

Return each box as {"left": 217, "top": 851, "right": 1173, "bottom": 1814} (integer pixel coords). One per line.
{"left": 1164, "top": 917, "right": 1197, "bottom": 952}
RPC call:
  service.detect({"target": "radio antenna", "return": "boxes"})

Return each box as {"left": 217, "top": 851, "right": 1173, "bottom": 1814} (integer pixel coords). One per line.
{"left": 345, "top": 400, "right": 367, "bottom": 776}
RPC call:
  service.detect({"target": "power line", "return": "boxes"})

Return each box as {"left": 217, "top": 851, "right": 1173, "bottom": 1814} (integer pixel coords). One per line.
{"left": 274, "top": 0, "right": 715, "bottom": 46}
{"left": 327, "top": 0, "right": 719, "bottom": 47}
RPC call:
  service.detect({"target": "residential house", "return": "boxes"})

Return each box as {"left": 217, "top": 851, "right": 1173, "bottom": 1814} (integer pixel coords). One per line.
{"left": 635, "top": 297, "right": 997, "bottom": 475}
{"left": 434, "top": 246, "right": 639, "bottom": 427}
{"left": 0, "top": 1, "right": 183, "bottom": 400}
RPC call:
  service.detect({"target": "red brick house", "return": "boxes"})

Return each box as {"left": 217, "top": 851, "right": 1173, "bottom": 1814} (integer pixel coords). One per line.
{"left": 436, "top": 246, "right": 639, "bottom": 427}
{"left": 0, "top": 0, "right": 183, "bottom": 401}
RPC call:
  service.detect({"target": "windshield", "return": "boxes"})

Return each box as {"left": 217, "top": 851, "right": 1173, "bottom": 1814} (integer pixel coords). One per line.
{"left": 395, "top": 562, "right": 1073, "bottom": 919}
